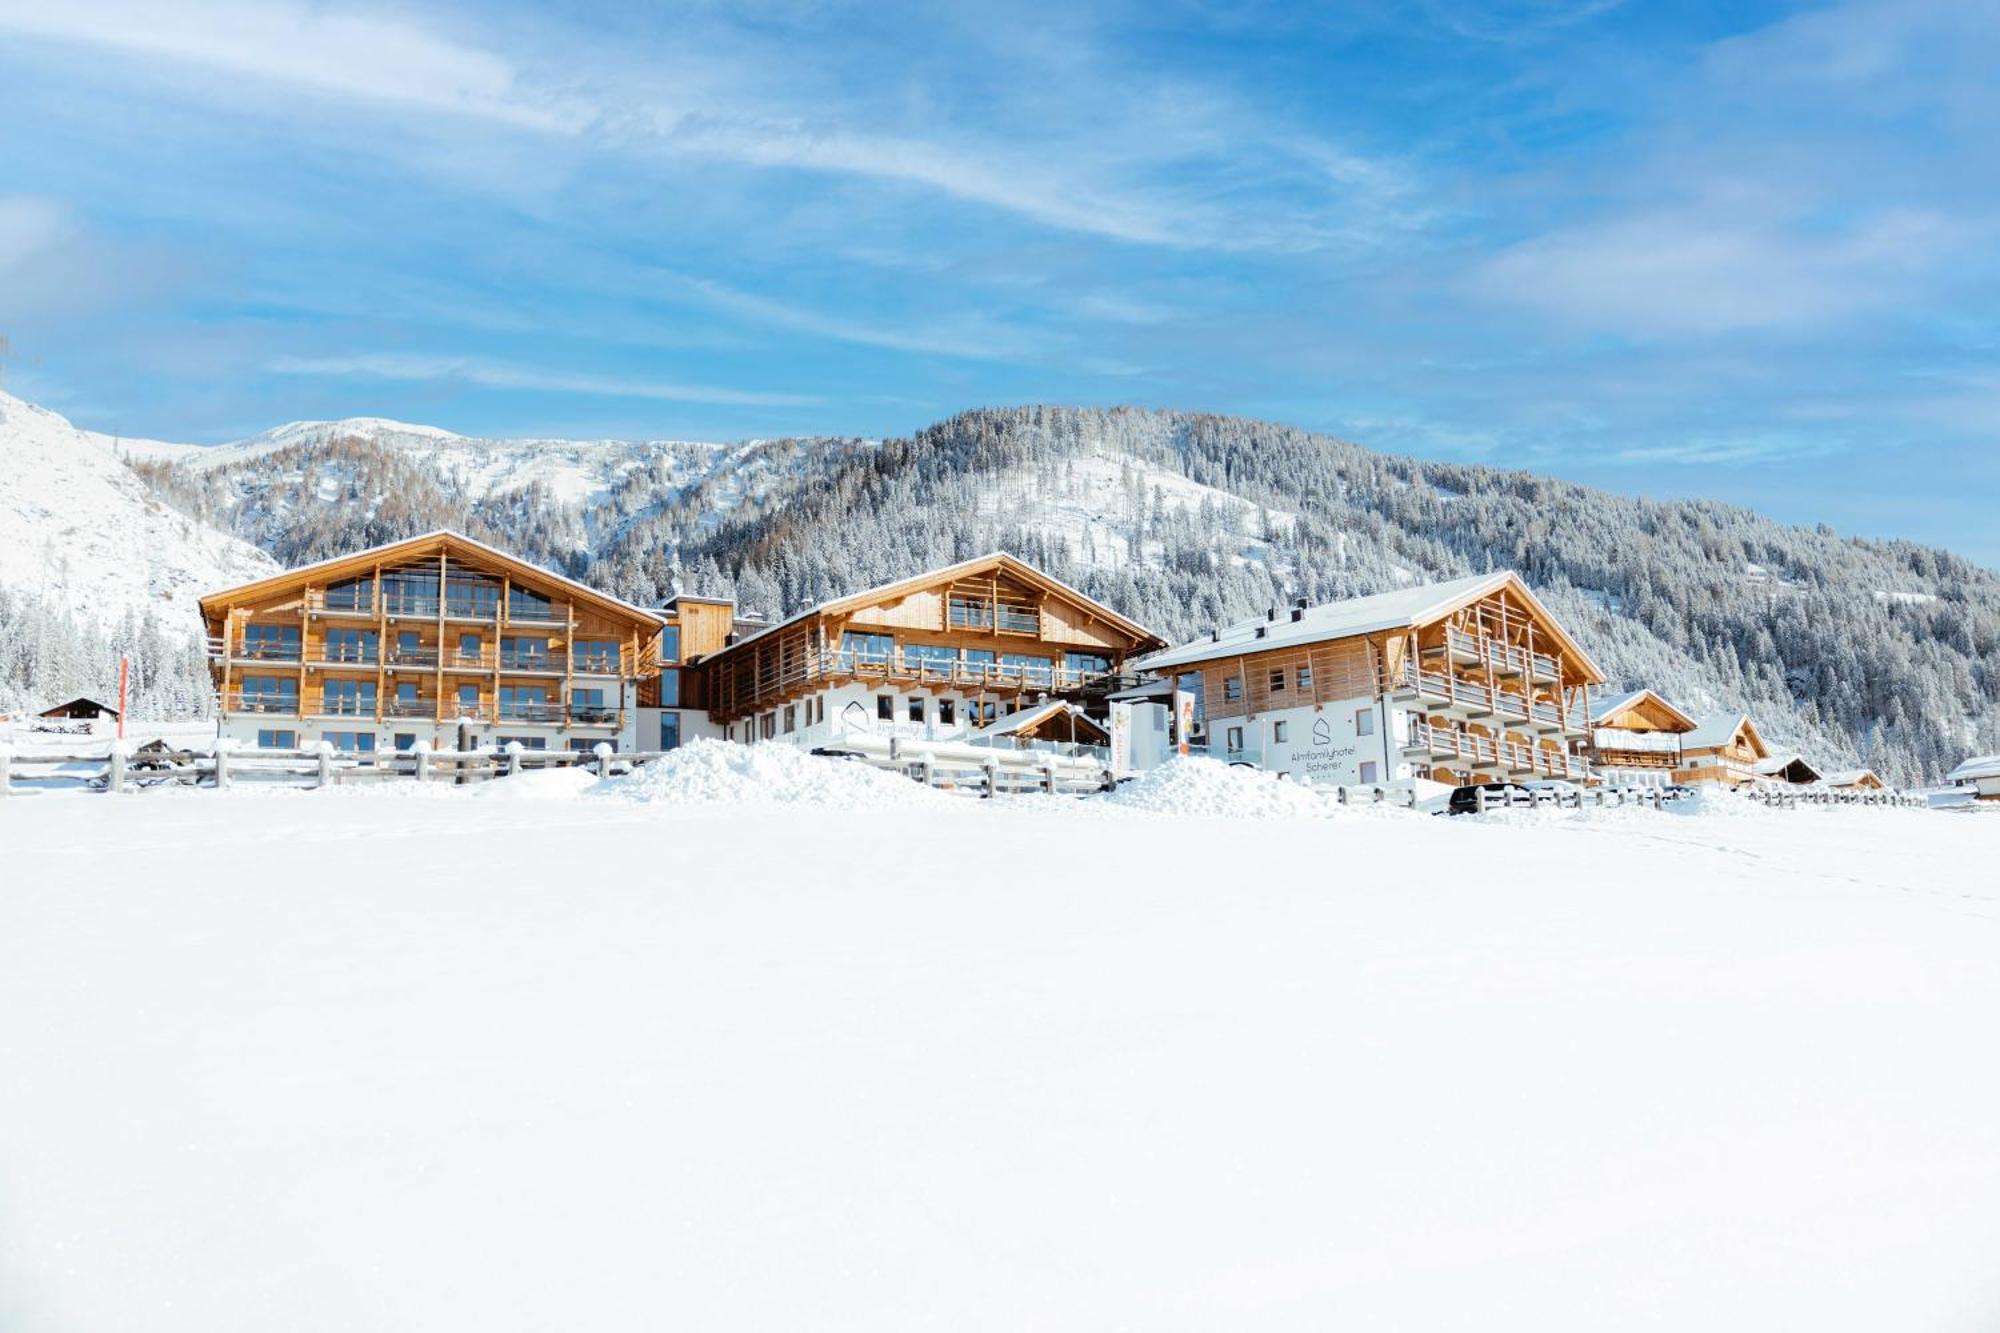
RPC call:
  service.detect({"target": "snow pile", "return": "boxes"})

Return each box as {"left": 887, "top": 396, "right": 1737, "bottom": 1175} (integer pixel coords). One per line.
{"left": 467, "top": 766, "right": 602, "bottom": 800}
{"left": 1099, "top": 756, "right": 1341, "bottom": 819}
{"left": 593, "top": 738, "right": 959, "bottom": 809}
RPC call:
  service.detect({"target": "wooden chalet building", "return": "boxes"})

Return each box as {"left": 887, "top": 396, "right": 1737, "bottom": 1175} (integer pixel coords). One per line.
{"left": 1137, "top": 571, "right": 1604, "bottom": 788}
{"left": 199, "top": 531, "right": 666, "bottom": 755}
{"left": 1820, "top": 768, "right": 1886, "bottom": 791}
{"left": 695, "top": 554, "right": 1166, "bottom": 747}
{"left": 1673, "top": 714, "right": 1772, "bottom": 788}
{"left": 38, "top": 697, "right": 120, "bottom": 721}
{"left": 1583, "top": 689, "right": 1697, "bottom": 788}
{"left": 1945, "top": 755, "right": 2000, "bottom": 803}
{"left": 1754, "top": 753, "right": 1823, "bottom": 786}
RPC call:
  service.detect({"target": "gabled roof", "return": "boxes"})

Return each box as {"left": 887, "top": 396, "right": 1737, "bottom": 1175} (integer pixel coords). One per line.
{"left": 1819, "top": 768, "right": 1882, "bottom": 788}
{"left": 38, "top": 696, "right": 119, "bottom": 716}
{"left": 1947, "top": 755, "right": 2000, "bottom": 783}
{"left": 715, "top": 552, "right": 1165, "bottom": 656}
{"left": 969, "top": 700, "right": 1109, "bottom": 743}
{"left": 1593, "top": 688, "right": 1698, "bottom": 731}
{"left": 1683, "top": 713, "right": 1770, "bottom": 757}
{"left": 1138, "top": 570, "right": 1605, "bottom": 681}
{"left": 1755, "top": 753, "right": 1822, "bottom": 782}
{"left": 197, "top": 529, "right": 665, "bottom": 629}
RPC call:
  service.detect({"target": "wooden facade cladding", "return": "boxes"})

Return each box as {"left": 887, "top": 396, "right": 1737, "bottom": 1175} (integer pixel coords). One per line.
{"left": 198, "top": 532, "right": 665, "bottom": 734}
{"left": 694, "top": 555, "right": 1166, "bottom": 727}
{"left": 1196, "top": 634, "right": 1394, "bottom": 721}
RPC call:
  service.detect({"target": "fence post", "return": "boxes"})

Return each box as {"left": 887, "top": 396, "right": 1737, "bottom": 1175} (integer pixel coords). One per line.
{"left": 917, "top": 756, "right": 933, "bottom": 789}
{"left": 107, "top": 740, "right": 127, "bottom": 795}
{"left": 595, "top": 742, "right": 615, "bottom": 780}
{"left": 504, "top": 740, "right": 523, "bottom": 777}
{"left": 213, "top": 740, "right": 232, "bottom": 790}
{"left": 1337, "top": 785, "right": 1349, "bottom": 806}
{"left": 1473, "top": 785, "right": 1487, "bottom": 815}
{"left": 316, "top": 739, "right": 335, "bottom": 789}
{"left": 414, "top": 741, "right": 432, "bottom": 784}
{"left": 983, "top": 760, "right": 1000, "bottom": 800}
{"left": 1041, "top": 757, "right": 1058, "bottom": 794}
{"left": 0, "top": 745, "right": 10, "bottom": 798}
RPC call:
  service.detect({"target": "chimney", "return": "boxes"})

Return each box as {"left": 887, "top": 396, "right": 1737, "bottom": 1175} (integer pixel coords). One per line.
{"left": 1291, "top": 607, "right": 1305, "bottom": 622}
{"left": 1266, "top": 606, "right": 1277, "bottom": 622}
{"left": 724, "top": 631, "right": 737, "bottom": 646}
{"left": 1209, "top": 628, "right": 1221, "bottom": 642}
{"left": 1254, "top": 626, "right": 1267, "bottom": 639}
{"left": 1295, "top": 596, "right": 1309, "bottom": 610}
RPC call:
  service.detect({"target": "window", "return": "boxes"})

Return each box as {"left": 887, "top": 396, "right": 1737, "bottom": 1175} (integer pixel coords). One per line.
{"left": 324, "top": 577, "right": 372, "bottom": 613}
{"left": 657, "top": 667, "right": 681, "bottom": 707}
{"left": 385, "top": 570, "right": 441, "bottom": 617}
{"left": 457, "top": 683, "right": 481, "bottom": 715}
{"left": 443, "top": 575, "right": 498, "bottom": 618}
{"left": 1065, "top": 651, "right": 1112, "bottom": 677}
{"left": 255, "top": 728, "right": 296, "bottom": 749}
{"left": 393, "top": 733, "right": 416, "bottom": 752}
{"left": 1001, "top": 653, "right": 1051, "bottom": 683}
{"left": 939, "top": 699, "right": 956, "bottom": 725}
{"left": 1225, "top": 725, "right": 1245, "bottom": 753}
{"left": 574, "top": 639, "right": 620, "bottom": 673}
{"left": 1272, "top": 720, "right": 1288, "bottom": 742}
{"left": 844, "top": 631, "right": 894, "bottom": 662}
{"left": 456, "top": 632, "right": 484, "bottom": 665}
{"left": 947, "top": 595, "right": 993, "bottom": 630}
{"left": 568, "top": 738, "right": 617, "bottom": 754}
{"left": 325, "top": 731, "right": 376, "bottom": 754}
{"left": 1297, "top": 666, "right": 1312, "bottom": 692}
{"left": 239, "top": 676, "right": 298, "bottom": 712}
{"left": 322, "top": 679, "right": 376, "bottom": 716}
{"left": 971, "top": 700, "right": 998, "bottom": 726}
{"left": 496, "top": 735, "right": 547, "bottom": 750}
{"left": 908, "top": 697, "right": 925, "bottom": 723}
{"left": 783, "top": 704, "right": 797, "bottom": 733}
{"left": 242, "top": 624, "right": 301, "bottom": 660}
{"left": 961, "top": 649, "right": 996, "bottom": 668}
{"left": 1223, "top": 677, "right": 1243, "bottom": 703}
{"left": 394, "top": 681, "right": 421, "bottom": 715}
{"left": 659, "top": 712, "right": 682, "bottom": 751}
{"left": 877, "top": 694, "right": 895, "bottom": 721}
{"left": 324, "top": 628, "right": 378, "bottom": 664}
{"left": 1269, "top": 669, "right": 1286, "bottom": 693}
{"left": 815, "top": 697, "right": 826, "bottom": 724}
{"left": 500, "top": 635, "right": 550, "bottom": 670}
{"left": 903, "top": 644, "right": 959, "bottom": 671}
{"left": 395, "top": 630, "right": 424, "bottom": 660}
{"left": 570, "top": 687, "right": 611, "bottom": 723}
{"left": 499, "top": 685, "right": 548, "bottom": 720}
{"left": 508, "top": 587, "right": 555, "bottom": 621}
{"left": 1359, "top": 761, "right": 1379, "bottom": 784}
{"left": 660, "top": 625, "right": 681, "bottom": 662}
{"left": 1356, "top": 709, "right": 1376, "bottom": 737}
{"left": 760, "top": 713, "right": 776, "bottom": 740}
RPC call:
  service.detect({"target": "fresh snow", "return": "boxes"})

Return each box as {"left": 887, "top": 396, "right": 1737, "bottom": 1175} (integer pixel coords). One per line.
{"left": 0, "top": 391, "right": 277, "bottom": 625}
{"left": 593, "top": 737, "right": 962, "bottom": 809}
{"left": 1099, "top": 754, "right": 1348, "bottom": 818}
{"left": 3, "top": 777, "right": 1998, "bottom": 1332}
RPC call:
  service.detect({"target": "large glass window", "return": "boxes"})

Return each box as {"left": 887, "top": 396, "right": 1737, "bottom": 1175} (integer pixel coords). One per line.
{"left": 499, "top": 685, "right": 549, "bottom": 720}
{"left": 903, "top": 643, "right": 959, "bottom": 670}
{"left": 455, "top": 632, "right": 484, "bottom": 666}
{"left": 324, "top": 577, "right": 372, "bottom": 613}
{"left": 384, "top": 570, "right": 440, "bottom": 616}
{"left": 444, "top": 575, "right": 499, "bottom": 619}
{"left": 322, "top": 679, "right": 376, "bottom": 716}
{"left": 457, "top": 683, "right": 481, "bottom": 715}
{"left": 570, "top": 687, "right": 612, "bottom": 723}
{"left": 573, "top": 638, "right": 620, "bottom": 673}
{"left": 658, "top": 668, "right": 681, "bottom": 707}
{"left": 843, "top": 631, "right": 894, "bottom": 662}
{"left": 1065, "top": 651, "right": 1112, "bottom": 677}
{"left": 659, "top": 625, "right": 681, "bottom": 662}
{"left": 496, "top": 734, "right": 547, "bottom": 750}
{"left": 659, "top": 712, "right": 682, "bottom": 751}
{"left": 255, "top": 728, "right": 296, "bottom": 749}
{"left": 508, "top": 587, "right": 556, "bottom": 621}
{"left": 324, "top": 628, "right": 378, "bottom": 665}
{"left": 239, "top": 676, "right": 298, "bottom": 711}
{"left": 1002, "top": 653, "right": 1052, "bottom": 684}
{"left": 242, "top": 624, "right": 301, "bottom": 660}
{"left": 500, "top": 635, "right": 551, "bottom": 670}
{"left": 325, "top": 731, "right": 376, "bottom": 753}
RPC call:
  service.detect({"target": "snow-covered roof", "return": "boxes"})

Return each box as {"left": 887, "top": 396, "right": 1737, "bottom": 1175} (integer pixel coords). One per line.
{"left": 968, "top": 701, "right": 1107, "bottom": 741}
{"left": 1754, "top": 753, "right": 1821, "bottom": 780}
{"left": 1947, "top": 755, "right": 2000, "bottom": 783}
{"left": 1683, "top": 713, "right": 1755, "bottom": 751}
{"left": 714, "top": 552, "right": 1164, "bottom": 657}
{"left": 1593, "top": 688, "right": 1698, "bottom": 731}
{"left": 197, "top": 529, "right": 667, "bottom": 628}
{"left": 1137, "top": 571, "right": 1604, "bottom": 680}
{"left": 1818, "top": 769, "right": 1880, "bottom": 788}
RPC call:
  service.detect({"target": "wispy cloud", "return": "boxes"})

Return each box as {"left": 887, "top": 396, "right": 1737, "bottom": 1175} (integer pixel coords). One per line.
{"left": 268, "top": 354, "right": 817, "bottom": 408}
{"left": 653, "top": 273, "right": 1046, "bottom": 362}
{"left": 0, "top": 194, "right": 69, "bottom": 269}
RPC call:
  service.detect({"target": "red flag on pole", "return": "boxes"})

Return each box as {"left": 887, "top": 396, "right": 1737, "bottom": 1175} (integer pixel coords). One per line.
{"left": 118, "top": 655, "right": 129, "bottom": 741}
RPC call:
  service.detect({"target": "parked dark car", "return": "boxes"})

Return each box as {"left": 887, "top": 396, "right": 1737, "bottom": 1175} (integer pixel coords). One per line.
{"left": 1439, "top": 782, "right": 1536, "bottom": 816}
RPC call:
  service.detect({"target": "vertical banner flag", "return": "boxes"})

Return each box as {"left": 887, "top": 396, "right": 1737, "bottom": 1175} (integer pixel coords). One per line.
{"left": 1110, "top": 702, "right": 1133, "bottom": 779}
{"left": 1174, "top": 689, "right": 1195, "bottom": 756}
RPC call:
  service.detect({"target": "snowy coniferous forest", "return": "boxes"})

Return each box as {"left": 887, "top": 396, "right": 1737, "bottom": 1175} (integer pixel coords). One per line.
{"left": 23, "top": 404, "right": 2000, "bottom": 785}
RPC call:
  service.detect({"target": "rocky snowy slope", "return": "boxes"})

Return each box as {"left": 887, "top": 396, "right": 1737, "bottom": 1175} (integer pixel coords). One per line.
{"left": 0, "top": 391, "right": 276, "bottom": 628}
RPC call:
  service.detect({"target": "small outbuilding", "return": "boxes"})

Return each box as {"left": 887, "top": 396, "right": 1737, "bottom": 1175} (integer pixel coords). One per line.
{"left": 38, "top": 697, "right": 120, "bottom": 720}
{"left": 1754, "top": 753, "right": 1823, "bottom": 786}
{"left": 1819, "top": 768, "right": 1886, "bottom": 791}
{"left": 969, "top": 701, "right": 1111, "bottom": 749}
{"left": 1946, "top": 755, "right": 2000, "bottom": 803}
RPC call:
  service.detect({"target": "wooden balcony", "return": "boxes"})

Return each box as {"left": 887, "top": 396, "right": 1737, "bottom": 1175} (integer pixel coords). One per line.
{"left": 1430, "top": 627, "right": 1560, "bottom": 683}
{"left": 1406, "top": 719, "right": 1588, "bottom": 781}
{"left": 1396, "top": 664, "right": 1582, "bottom": 733}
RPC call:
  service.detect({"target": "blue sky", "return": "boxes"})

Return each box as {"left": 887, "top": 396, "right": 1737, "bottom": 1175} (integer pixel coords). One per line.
{"left": 2, "top": 0, "right": 1996, "bottom": 565}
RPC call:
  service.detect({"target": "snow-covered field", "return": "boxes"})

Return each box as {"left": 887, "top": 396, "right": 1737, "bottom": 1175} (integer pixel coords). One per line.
{"left": 3, "top": 753, "right": 1999, "bottom": 1331}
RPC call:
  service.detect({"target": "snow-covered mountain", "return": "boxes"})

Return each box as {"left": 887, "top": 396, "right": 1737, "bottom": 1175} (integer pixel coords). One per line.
{"left": 0, "top": 391, "right": 277, "bottom": 628}
{"left": 6, "top": 393, "right": 1996, "bottom": 782}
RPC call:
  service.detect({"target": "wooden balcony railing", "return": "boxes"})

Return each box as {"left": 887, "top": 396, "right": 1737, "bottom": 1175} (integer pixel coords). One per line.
{"left": 1398, "top": 664, "right": 1581, "bottom": 731}
{"left": 1441, "top": 627, "right": 1559, "bottom": 682}
{"left": 1407, "top": 719, "right": 1589, "bottom": 780}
